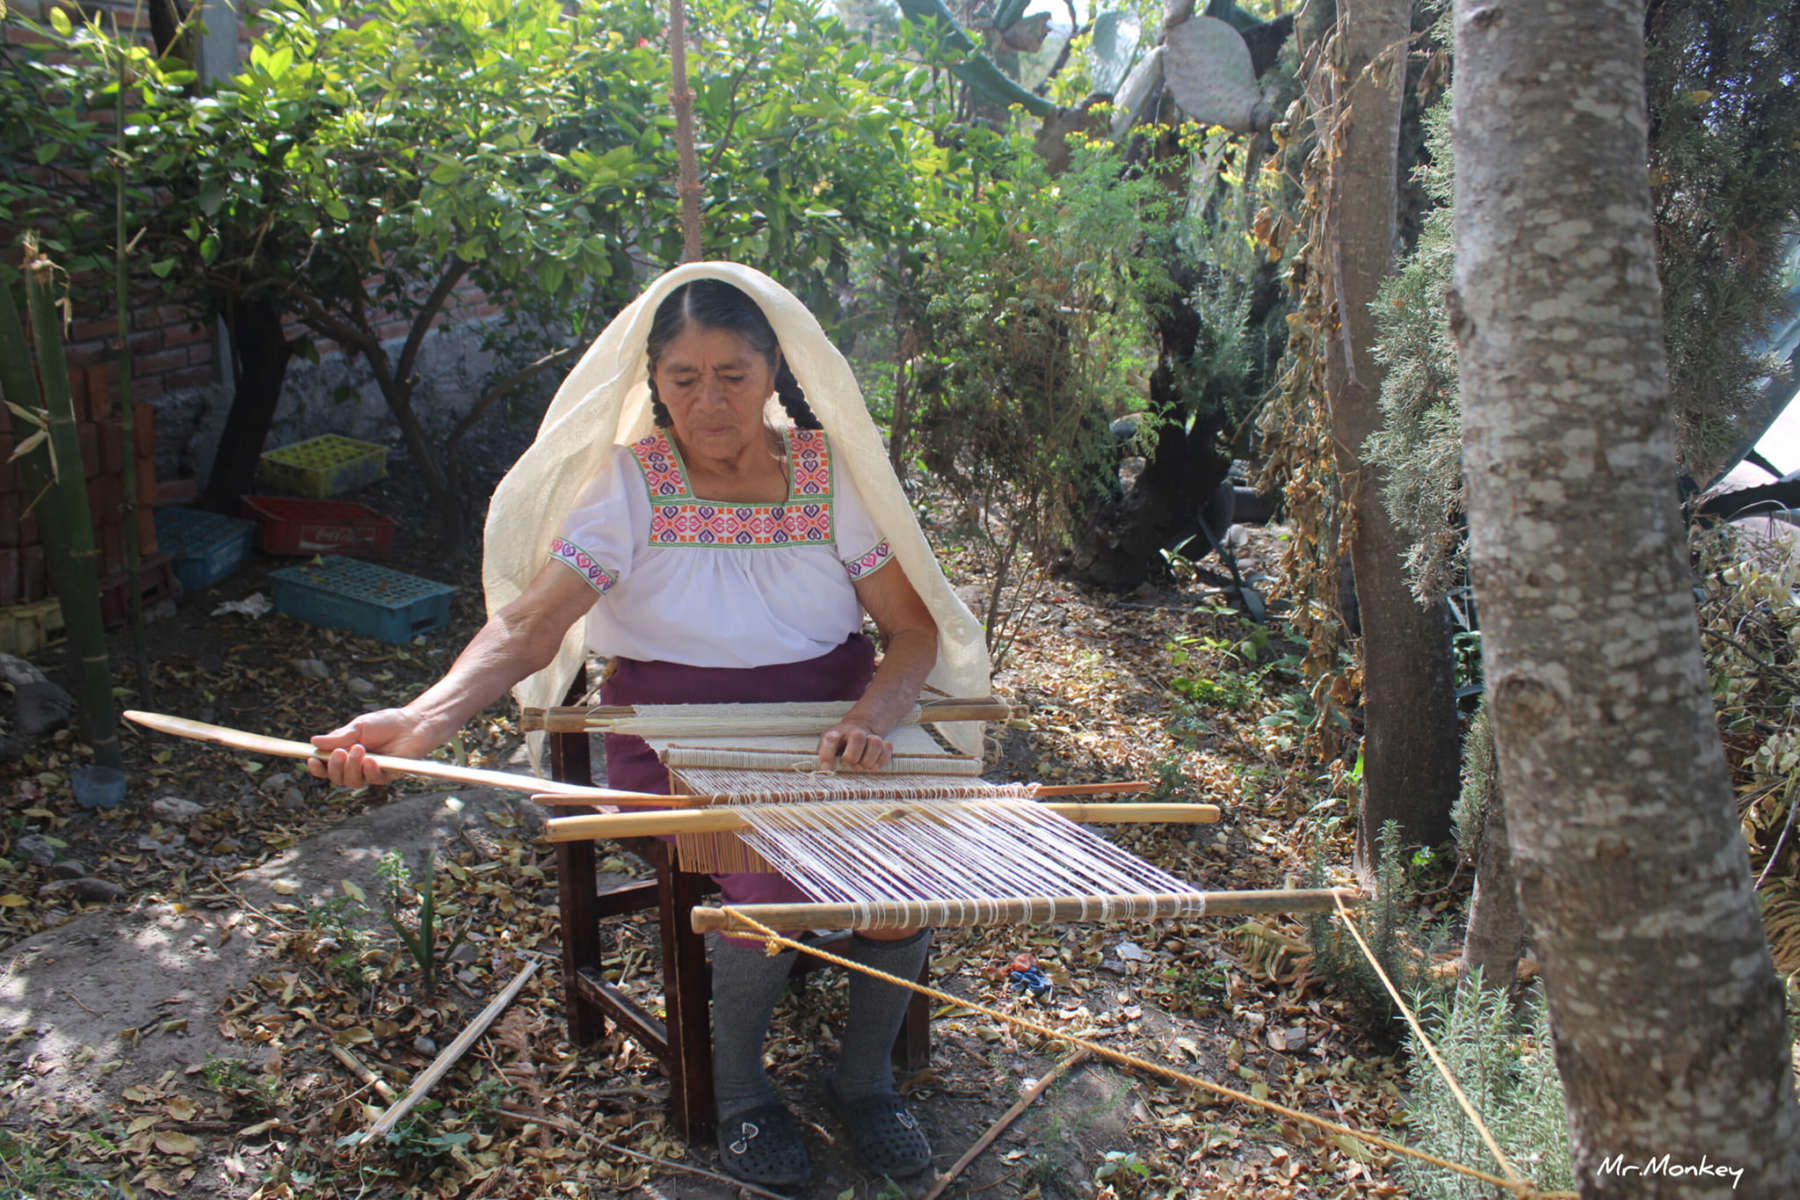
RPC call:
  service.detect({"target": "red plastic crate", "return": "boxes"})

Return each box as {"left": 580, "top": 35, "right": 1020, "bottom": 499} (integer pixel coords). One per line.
{"left": 240, "top": 495, "right": 397, "bottom": 556}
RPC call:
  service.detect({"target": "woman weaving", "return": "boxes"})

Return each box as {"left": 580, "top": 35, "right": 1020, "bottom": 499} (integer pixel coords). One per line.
{"left": 308, "top": 265, "right": 993, "bottom": 1187}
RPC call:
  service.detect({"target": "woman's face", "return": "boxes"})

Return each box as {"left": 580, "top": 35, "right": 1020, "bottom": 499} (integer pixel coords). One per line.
{"left": 653, "top": 324, "right": 778, "bottom": 461}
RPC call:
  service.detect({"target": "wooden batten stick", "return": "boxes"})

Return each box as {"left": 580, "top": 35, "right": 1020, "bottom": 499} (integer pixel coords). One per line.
{"left": 922, "top": 1047, "right": 1092, "bottom": 1200}
{"left": 542, "top": 801, "right": 1221, "bottom": 841}
{"left": 690, "top": 887, "right": 1361, "bottom": 933}
{"left": 329, "top": 1042, "right": 397, "bottom": 1102}
{"left": 123, "top": 710, "right": 679, "bottom": 806}
{"left": 360, "top": 960, "right": 539, "bottom": 1145}
{"left": 519, "top": 696, "right": 1016, "bottom": 733}
{"left": 1034, "top": 780, "right": 1151, "bottom": 797}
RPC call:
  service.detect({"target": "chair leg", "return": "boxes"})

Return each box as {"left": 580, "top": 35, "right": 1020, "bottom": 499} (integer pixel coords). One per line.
{"left": 656, "top": 844, "right": 717, "bottom": 1142}
{"left": 555, "top": 840, "right": 606, "bottom": 1045}
{"left": 894, "top": 952, "right": 931, "bottom": 1073}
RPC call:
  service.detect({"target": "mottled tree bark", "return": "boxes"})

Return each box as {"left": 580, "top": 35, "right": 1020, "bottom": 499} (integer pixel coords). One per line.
{"left": 1452, "top": 2, "right": 1800, "bottom": 1195}
{"left": 1314, "top": 0, "right": 1461, "bottom": 863}
{"left": 1459, "top": 718, "right": 1522, "bottom": 987}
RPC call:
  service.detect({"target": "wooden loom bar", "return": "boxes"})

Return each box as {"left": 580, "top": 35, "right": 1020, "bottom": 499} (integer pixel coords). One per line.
{"left": 527, "top": 778, "right": 1157, "bottom": 809}
{"left": 520, "top": 696, "right": 1016, "bottom": 733}
{"left": 542, "top": 800, "right": 1220, "bottom": 842}
{"left": 689, "top": 887, "right": 1361, "bottom": 932}
{"left": 122, "top": 710, "right": 684, "bottom": 806}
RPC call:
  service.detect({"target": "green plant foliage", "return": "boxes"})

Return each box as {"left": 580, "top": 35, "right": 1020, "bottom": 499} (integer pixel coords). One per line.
{"left": 1401, "top": 976, "right": 1572, "bottom": 1200}
{"left": 1452, "top": 699, "right": 1495, "bottom": 868}
{"left": 1306, "top": 821, "right": 1443, "bottom": 1035}
{"left": 893, "top": 133, "right": 1175, "bottom": 661}
{"left": 376, "top": 850, "right": 468, "bottom": 1001}
{"left": 1693, "top": 521, "right": 1800, "bottom": 977}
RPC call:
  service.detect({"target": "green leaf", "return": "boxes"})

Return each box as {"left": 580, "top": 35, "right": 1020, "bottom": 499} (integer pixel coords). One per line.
{"left": 148, "top": 258, "right": 176, "bottom": 279}
{"left": 323, "top": 197, "right": 350, "bottom": 222}
{"left": 49, "top": 7, "right": 73, "bottom": 37}
{"left": 34, "top": 142, "right": 62, "bottom": 165}
{"left": 199, "top": 234, "right": 220, "bottom": 265}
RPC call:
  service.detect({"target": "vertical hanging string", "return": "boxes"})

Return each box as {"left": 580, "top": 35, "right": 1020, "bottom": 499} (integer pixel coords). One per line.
{"left": 669, "top": 0, "right": 703, "bottom": 263}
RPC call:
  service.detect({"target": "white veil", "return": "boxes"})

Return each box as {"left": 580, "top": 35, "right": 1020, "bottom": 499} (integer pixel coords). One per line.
{"left": 482, "top": 262, "right": 992, "bottom": 765}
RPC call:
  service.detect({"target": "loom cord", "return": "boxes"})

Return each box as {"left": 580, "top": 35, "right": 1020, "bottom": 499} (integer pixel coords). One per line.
{"left": 716, "top": 908, "right": 1575, "bottom": 1200}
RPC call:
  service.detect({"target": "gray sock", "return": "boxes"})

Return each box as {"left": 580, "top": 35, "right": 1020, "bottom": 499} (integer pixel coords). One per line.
{"left": 833, "top": 928, "right": 932, "bottom": 1099}
{"left": 708, "top": 932, "right": 798, "bottom": 1121}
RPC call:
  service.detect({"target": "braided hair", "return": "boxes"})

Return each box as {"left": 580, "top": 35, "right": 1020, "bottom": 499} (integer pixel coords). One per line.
{"left": 645, "top": 279, "right": 822, "bottom": 430}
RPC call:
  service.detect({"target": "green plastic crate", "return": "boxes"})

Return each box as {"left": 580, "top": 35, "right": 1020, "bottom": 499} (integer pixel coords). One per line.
{"left": 259, "top": 434, "right": 387, "bottom": 497}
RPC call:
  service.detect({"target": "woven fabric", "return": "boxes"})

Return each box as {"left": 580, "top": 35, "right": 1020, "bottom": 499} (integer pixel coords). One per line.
{"left": 485, "top": 263, "right": 992, "bottom": 767}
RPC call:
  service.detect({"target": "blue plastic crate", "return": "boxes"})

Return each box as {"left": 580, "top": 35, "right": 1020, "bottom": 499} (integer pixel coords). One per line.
{"left": 268, "top": 556, "right": 455, "bottom": 644}
{"left": 153, "top": 507, "right": 255, "bottom": 590}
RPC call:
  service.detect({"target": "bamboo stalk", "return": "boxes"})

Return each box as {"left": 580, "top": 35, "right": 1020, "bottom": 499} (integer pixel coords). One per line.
{"left": 519, "top": 696, "right": 1016, "bottom": 733}
{"left": 360, "top": 961, "right": 538, "bottom": 1144}
{"left": 921, "top": 1048, "right": 1092, "bottom": 1200}
{"left": 690, "top": 887, "right": 1361, "bottom": 933}
{"left": 543, "top": 800, "right": 1221, "bottom": 842}
{"left": 122, "top": 710, "right": 684, "bottom": 805}
{"left": 112, "top": 40, "right": 153, "bottom": 709}
{"left": 329, "top": 1042, "right": 397, "bottom": 1102}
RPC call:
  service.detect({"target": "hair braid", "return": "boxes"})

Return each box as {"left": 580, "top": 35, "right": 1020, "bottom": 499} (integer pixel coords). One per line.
{"left": 647, "top": 377, "right": 673, "bottom": 428}
{"left": 775, "top": 361, "right": 822, "bottom": 430}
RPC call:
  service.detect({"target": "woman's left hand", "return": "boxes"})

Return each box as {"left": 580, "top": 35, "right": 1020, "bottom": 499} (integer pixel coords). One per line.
{"left": 817, "top": 719, "right": 894, "bottom": 771}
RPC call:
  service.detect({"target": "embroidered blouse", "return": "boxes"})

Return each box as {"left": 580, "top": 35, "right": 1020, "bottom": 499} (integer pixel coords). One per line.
{"left": 549, "top": 427, "right": 895, "bottom": 668}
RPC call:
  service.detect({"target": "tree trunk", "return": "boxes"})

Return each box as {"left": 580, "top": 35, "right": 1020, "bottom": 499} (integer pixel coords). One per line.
{"left": 1459, "top": 711, "right": 1522, "bottom": 987}
{"left": 1453, "top": 2, "right": 1800, "bottom": 1194}
{"left": 1315, "top": 0, "right": 1460, "bottom": 862}
{"left": 201, "top": 295, "right": 294, "bottom": 512}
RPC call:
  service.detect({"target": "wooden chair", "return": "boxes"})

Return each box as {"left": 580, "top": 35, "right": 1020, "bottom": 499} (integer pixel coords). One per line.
{"left": 548, "top": 673, "right": 930, "bottom": 1142}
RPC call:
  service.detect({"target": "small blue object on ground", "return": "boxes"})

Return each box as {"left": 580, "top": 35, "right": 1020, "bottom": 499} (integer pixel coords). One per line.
{"left": 72, "top": 764, "right": 127, "bottom": 809}
{"left": 268, "top": 556, "right": 455, "bottom": 644}
{"left": 1007, "top": 966, "right": 1054, "bottom": 1000}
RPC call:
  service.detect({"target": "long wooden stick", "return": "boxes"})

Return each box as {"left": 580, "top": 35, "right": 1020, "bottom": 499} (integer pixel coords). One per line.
{"left": 122, "top": 710, "right": 683, "bottom": 806}
{"left": 542, "top": 800, "right": 1221, "bottom": 842}
{"left": 360, "top": 960, "right": 539, "bottom": 1144}
{"left": 519, "top": 696, "right": 1017, "bottom": 733}
{"left": 922, "top": 1048, "right": 1092, "bottom": 1200}
{"left": 526, "top": 778, "right": 1158, "bottom": 809}
{"left": 690, "top": 887, "right": 1361, "bottom": 933}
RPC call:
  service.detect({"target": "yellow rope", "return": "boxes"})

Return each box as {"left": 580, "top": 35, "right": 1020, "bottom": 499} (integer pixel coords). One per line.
{"left": 718, "top": 907, "right": 1577, "bottom": 1199}
{"left": 1329, "top": 892, "right": 1525, "bottom": 1185}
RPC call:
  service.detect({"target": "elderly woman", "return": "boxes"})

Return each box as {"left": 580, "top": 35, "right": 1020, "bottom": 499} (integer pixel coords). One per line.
{"left": 309, "top": 266, "right": 990, "bottom": 1188}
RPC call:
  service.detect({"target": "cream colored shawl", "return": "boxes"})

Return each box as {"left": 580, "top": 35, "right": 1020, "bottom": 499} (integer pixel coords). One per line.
{"left": 483, "top": 262, "right": 991, "bottom": 763}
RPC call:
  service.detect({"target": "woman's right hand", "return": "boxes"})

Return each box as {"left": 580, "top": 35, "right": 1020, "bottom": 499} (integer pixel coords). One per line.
{"left": 308, "top": 709, "right": 444, "bottom": 788}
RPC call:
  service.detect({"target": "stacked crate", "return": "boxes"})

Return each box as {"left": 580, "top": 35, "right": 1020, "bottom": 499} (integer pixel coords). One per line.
{"left": 0, "top": 367, "right": 177, "bottom": 654}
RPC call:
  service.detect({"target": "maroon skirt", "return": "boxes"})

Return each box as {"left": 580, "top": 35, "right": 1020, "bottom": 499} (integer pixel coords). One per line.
{"left": 600, "top": 634, "right": 876, "bottom": 909}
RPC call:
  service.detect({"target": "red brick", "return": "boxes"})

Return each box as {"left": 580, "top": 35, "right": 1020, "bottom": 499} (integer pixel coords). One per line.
{"left": 187, "top": 343, "right": 216, "bottom": 367}
{"left": 65, "top": 342, "right": 109, "bottom": 369}
{"left": 137, "top": 508, "right": 157, "bottom": 556}
{"left": 0, "top": 453, "right": 16, "bottom": 495}
{"left": 101, "top": 521, "right": 125, "bottom": 576}
{"left": 0, "top": 401, "right": 9, "bottom": 435}
{"left": 0, "top": 494, "right": 18, "bottom": 547}
{"left": 162, "top": 366, "right": 214, "bottom": 390}
{"left": 67, "top": 364, "right": 88, "bottom": 417}
{"left": 0, "top": 547, "right": 18, "bottom": 607}
{"left": 79, "top": 422, "right": 101, "bottom": 477}
{"left": 161, "top": 320, "right": 210, "bottom": 349}
{"left": 100, "top": 423, "right": 124, "bottom": 474}
{"left": 130, "top": 375, "right": 166, "bottom": 401}
{"left": 135, "top": 458, "right": 158, "bottom": 505}
{"left": 133, "top": 403, "right": 155, "bottom": 456}
{"left": 86, "top": 365, "right": 114, "bottom": 419}
{"left": 19, "top": 512, "right": 37, "bottom": 549}
{"left": 20, "top": 546, "right": 45, "bottom": 602}
{"left": 71, "top": 316, "right": 118, "bottom": 343}
{"left": 135, "top": 348, "right": 186, "bottom": 376}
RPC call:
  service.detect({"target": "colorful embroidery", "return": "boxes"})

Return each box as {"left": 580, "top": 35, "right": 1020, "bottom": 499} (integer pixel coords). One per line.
{"left": 633, "top": 428, "right": 836, "bottom": 547}
{"left": 549, "top": 536, "right": 619, "bottom": 594}
{"left": 844, "top": 539, "right": 893, "bottom": 579}
{"left": 789, "top": 428, "right": 831, "bottom": 497}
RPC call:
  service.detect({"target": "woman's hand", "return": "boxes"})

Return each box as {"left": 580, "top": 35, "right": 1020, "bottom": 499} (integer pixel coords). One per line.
{"left": 309, "top": 709, "right": 445, "bottom": 788}
{"left": 817, "top": 718, "right": 894, "bottom": 771}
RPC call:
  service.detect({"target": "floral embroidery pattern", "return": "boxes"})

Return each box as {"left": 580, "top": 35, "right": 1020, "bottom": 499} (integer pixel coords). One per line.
{"left": 549, "top": 536, "right": 618, "bottom": 593}
{"left": 789, "top": 429, "right": 831, "bottom": 497}
{"left": 844, "top": 539, "right": 893, "bottom": 579}
{"left": 632, "top": 429, "right": 836, "bottom": 547}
